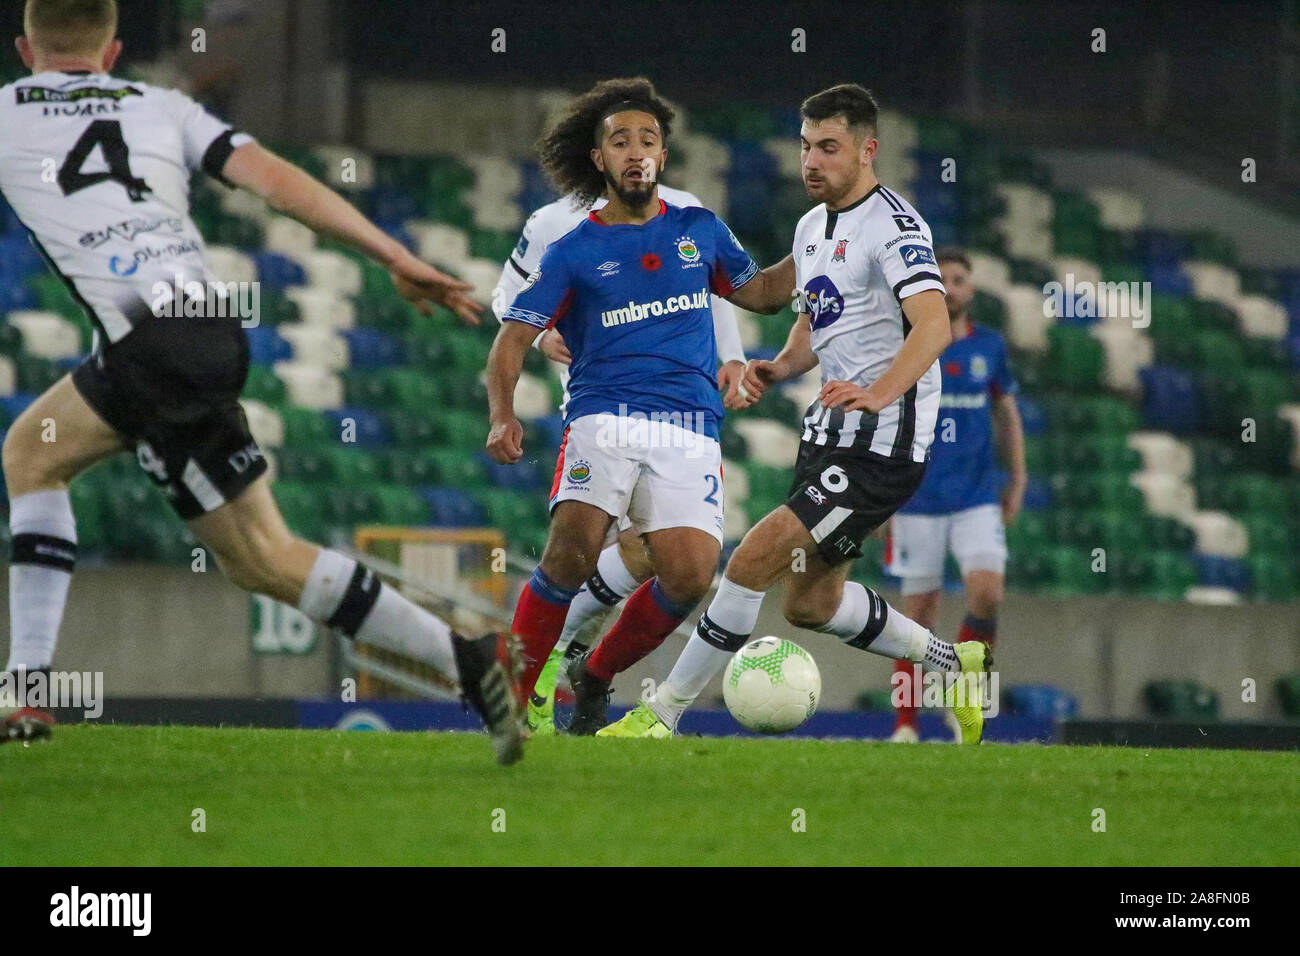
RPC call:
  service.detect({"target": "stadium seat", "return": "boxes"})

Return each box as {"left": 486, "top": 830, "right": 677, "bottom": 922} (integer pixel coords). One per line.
{"left": 1143, "top": 680, "right": 1218, "bottom": 719}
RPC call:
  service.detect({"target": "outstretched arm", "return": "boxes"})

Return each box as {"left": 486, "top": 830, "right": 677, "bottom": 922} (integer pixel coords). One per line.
{"left": 221, "top": 142, "right": 482, "bottom": 323}
{"left": 724, "top": 254, "right": 796, "bottom": 315}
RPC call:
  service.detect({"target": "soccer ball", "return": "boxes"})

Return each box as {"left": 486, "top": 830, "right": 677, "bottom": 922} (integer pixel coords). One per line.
{"left": 723, "top": 637, "right": 821, "bottom": 734}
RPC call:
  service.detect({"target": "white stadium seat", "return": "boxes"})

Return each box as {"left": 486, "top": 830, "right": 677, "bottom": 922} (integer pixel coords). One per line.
{"left": 721, "top": 457, "right": 750, "bottom": 503}
{"left": 7, "top": 310, "right": 82, "bottom": 360}
{"left": 264, "top": 215, "right": 318, "bottom": 259}
{"left": 1182, "top": 261, "right": 1240, "bottom": 305}
{"left": 239, "top": 399, "right": 285, "bottom": 449}
{"left": 1130, "top": 471, "right": 1196, "bottom": 517}
{"left": 284, "top": 287, "right": 357, "bottom": 330}
{"left": 205, "top": 245, "right": 258, "bottom": 285}
{"left": 407, "top": 220, "right": 470, "bottom": 268}
{"left": 276, "top": 323, "right": 350, "bottom": 370}
{"left": 1002, "top": 285, "right": 1054, "bottom": 352}
{"left": 301, "top": 250, "right": 363, "bottom": 298}
{"left": 1090, "top": 324, "right": 1153, "bottom": 392}
{"left": 219, "top": 186, "right": 272, "bottom": 225}
{"left": 967, "top": 251, "right": 1011, "bottom": 296}
{"left": 1235, "top": 295, "right": 1289, "bottom": 340}
{"left": 272, "top": 361, "right": 345, "bottom": 410}
{"left": 1086, "top": 188, "right": 1145, "bottom": 231}
{"left": 735, "top": 419, "right": 801, "bottom": 468}
{"left": 514, "top": 372, "right": 553, "bottom": 419}
{"left": 1127, "top": 432, "right": 1193, "bottom": 480}
{"left": 1179, "top": 511, "right": 1249, "bottom": 558}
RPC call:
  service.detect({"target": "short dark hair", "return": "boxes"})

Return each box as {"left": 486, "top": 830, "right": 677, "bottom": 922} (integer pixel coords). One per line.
{"left": 25, "top": 0, "right": 117, "bottom": 55}
{"left": 800, "top": 84, "right": 879, "bottom": 138}
{"left": 537, "top": 77, "right": 675, "bottom": 205}
{"left": 935, "top": 247, "right": 972, "bottom": 271}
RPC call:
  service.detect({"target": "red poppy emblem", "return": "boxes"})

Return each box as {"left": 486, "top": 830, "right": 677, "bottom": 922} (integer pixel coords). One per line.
{"left": 641, "top": 253, "right": 661, "bottom": 271}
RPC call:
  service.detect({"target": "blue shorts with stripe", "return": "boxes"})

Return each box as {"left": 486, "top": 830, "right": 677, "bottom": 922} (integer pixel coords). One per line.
{"left": 784, "top": 442, "right": 926, "bottom": 564}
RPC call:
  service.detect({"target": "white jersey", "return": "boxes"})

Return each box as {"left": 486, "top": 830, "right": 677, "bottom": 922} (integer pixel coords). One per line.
{"left": 792, "top": 183, "right": 945, "bottom": 463}
{"left": 492, "top": 185, "right": 746, "bottom": 389}
{"left": 0, "top": 70, "right": 253, "bottom": 345}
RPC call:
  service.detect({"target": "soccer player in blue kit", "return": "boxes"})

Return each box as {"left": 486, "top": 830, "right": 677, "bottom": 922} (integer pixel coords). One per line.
{"left": 886, "top": 248, "right": 1026, "bottom": 741}
{"left": 485, "top": 79, "right": 795, "bottom": 733}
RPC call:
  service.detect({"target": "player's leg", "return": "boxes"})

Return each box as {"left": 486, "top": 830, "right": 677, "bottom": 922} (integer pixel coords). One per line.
{"left": 530, "top": 523, "right": 651, "bottom": 732}
{"left": 568, "top": 524, "right": 718, "bottom": 734}
{"left": 569, "top": 423, "right": 724, "bottom": 733}
{"left": 186, "top": 474, "right": 524, "bottom": 762}
{"left": 884, "top": 512, "right": 949, "bottom": 740}
{"left": 2, "top": 375, "right": 125, "bottom": 740}
{"left": 950, "top": 504, "right": 1008, "bottom": 650}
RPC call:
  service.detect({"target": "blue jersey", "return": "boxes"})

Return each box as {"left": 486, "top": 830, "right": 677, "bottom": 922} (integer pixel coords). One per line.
{"left": 900, "top": 323, "right": 1018, "bottom": 514}
{"left": 501, "top": 199, "right": 758, "bottom": 439}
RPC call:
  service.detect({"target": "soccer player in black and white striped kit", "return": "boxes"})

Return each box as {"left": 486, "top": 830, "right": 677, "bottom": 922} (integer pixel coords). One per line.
{"left": 0, "top": 0, "right": 523, "bottom": 762}
{"left": 600, "top": 84, "right": 992, "bottom": 743}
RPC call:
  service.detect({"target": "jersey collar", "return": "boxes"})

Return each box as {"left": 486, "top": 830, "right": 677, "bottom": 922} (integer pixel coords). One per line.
{"left": 823, "top": 183, "right": 880, "bottom": 238}
{"left": 588, "top": 197, "right": 667, "bottom": 225}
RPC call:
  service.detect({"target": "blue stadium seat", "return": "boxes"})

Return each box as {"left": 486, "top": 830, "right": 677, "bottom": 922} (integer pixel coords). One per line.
{"left": 418, "top": 486, "right": 487, "bottom": 527}
{"left": 339, "top": 328, "right": 405, "bottom": 369}
{"left": 1147, "top": 264, "right": 1193, "bottom": 297}
{"left": 1193, "top": 554, "right": 1249, "bottom": 592}
{"left": 1134, "top": 229, "right": 1188, "bottom": 266}
{"left": 364, "top": 186, "right": 421, "bottom": 224}
{"left": 1016, "top": 395, "right": 1048, "bottom": 437}
{"left": 323, "top": 407, "right": 391, "bottom": 449}
{"left": 723, "top": 176, "right": 773, "bottom": 235}
{"left": 727, "top": 141, "right": 778, "bottom": 179}
{"left": 1004, "top": 684, "right": 1078, "bottom": 718}
{"left": 480, "top": 452, "right": 547, "bottom": 492}
{"left": 529, "top": 412, "right": 566, "bottom": 451}
{"left": 1022, "top": 475, "right": 1053, "bottom": 511}
{"left": 244, "top": 326, "right": 292, "bottom": 365}
{"left": 0, "top": 277, "right": 38, "bottom": 312}
{"left": 0, "top": 393, "right": 38, "bottom": 422}
{"left": 253, "top": 252, "right": 307, "bottom": 292}
{"left": 1139, "top": 365, "right": 1203, "bottom": 434}
{"left": 0, "top": 233, "right": 44, "bottom": 276}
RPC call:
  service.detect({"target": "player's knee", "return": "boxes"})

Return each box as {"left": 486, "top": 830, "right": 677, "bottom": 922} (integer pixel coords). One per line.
{"left": 2, "top": 423, "right": 57, "bottom": 492}
{"left": 656, "top": 560, "right": 714, "bottom": 607}
{"left": 782, "top": 593, "right": 834, "bottom": 631}
{"left": 541, "top": 526, "right": 603, "bottom": 586}
{"left": 212, "top": 530, "right": 293, "bottom": 596}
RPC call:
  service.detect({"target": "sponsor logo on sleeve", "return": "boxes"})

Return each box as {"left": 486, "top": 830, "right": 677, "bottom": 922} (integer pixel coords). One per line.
{"left": 898, "top": 244, "right": 936, "bottom": 267}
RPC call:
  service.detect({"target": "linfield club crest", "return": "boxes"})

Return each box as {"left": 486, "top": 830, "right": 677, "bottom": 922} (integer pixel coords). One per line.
{"left": 567, "top": 460, "right": 592, "bottom": 484}
{"left": 676, "top": 236, "right": 699, "bottom": 262}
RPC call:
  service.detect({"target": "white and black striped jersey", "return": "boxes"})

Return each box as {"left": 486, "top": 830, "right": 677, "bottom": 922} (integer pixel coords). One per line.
{"left": 0, "top": 70, "right": 253, "bottom": 346}
{"left": 792, "top": 183, "right": 945, "bottom": 463}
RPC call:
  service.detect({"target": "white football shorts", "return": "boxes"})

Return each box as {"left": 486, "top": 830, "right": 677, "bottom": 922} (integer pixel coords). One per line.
{"left": 549, "top": 412, "right": 725, "bottom": 545}
{"left": 887, "top": 503, "right": 1007, "bottom": 595}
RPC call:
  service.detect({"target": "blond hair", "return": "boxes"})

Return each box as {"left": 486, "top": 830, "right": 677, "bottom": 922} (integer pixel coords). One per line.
{"left": 25, "top": 0, "right": 118, "bottom": 56}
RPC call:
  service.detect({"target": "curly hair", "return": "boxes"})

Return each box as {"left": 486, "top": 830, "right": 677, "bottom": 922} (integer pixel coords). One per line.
{"left": 537, "top": 77, "right": 675, "bottom": 205}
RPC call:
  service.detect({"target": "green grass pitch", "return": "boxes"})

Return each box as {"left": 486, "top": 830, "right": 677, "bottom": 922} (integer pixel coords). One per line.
{"left": 2, "top": 724, "right": 1295, "bottom": 865}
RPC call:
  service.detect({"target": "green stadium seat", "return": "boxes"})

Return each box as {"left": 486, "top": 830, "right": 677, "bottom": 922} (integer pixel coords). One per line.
{"left": 279, "top": 407, "right": 337, "bottom": 447}
{"left": 1147, "top": 551, "right": 1197, "bottom": 600}
{"left": 1276, "top": 674, "right": 1300, "bottom": 717}
{"left": 243, "top": 365, "right": 286, "bottom": 404}
{"left": 1245, "top": 554, "right": 1299, "bottom": 602}
{"left": 372, "top": 485, "right": 432, "bottom": 525}
{"left": 1143, "top": 680, "right": 1218, "bottom": 719}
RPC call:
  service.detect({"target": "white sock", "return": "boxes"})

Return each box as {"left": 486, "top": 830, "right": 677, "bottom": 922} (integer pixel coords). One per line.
{"left": 825, "top": 583, "right": 958, "bottom": 672}
{"left": 557, "top": 544, "right": 639, "bottom": 654}
{"left": 652, "top": 577, "right": 765, "bottom": 727}
{"left": 6, "top": 490, "right": 78, "bottom": 672}
{"left": 299, "top": 549, "right": 457, "bottom": 681}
